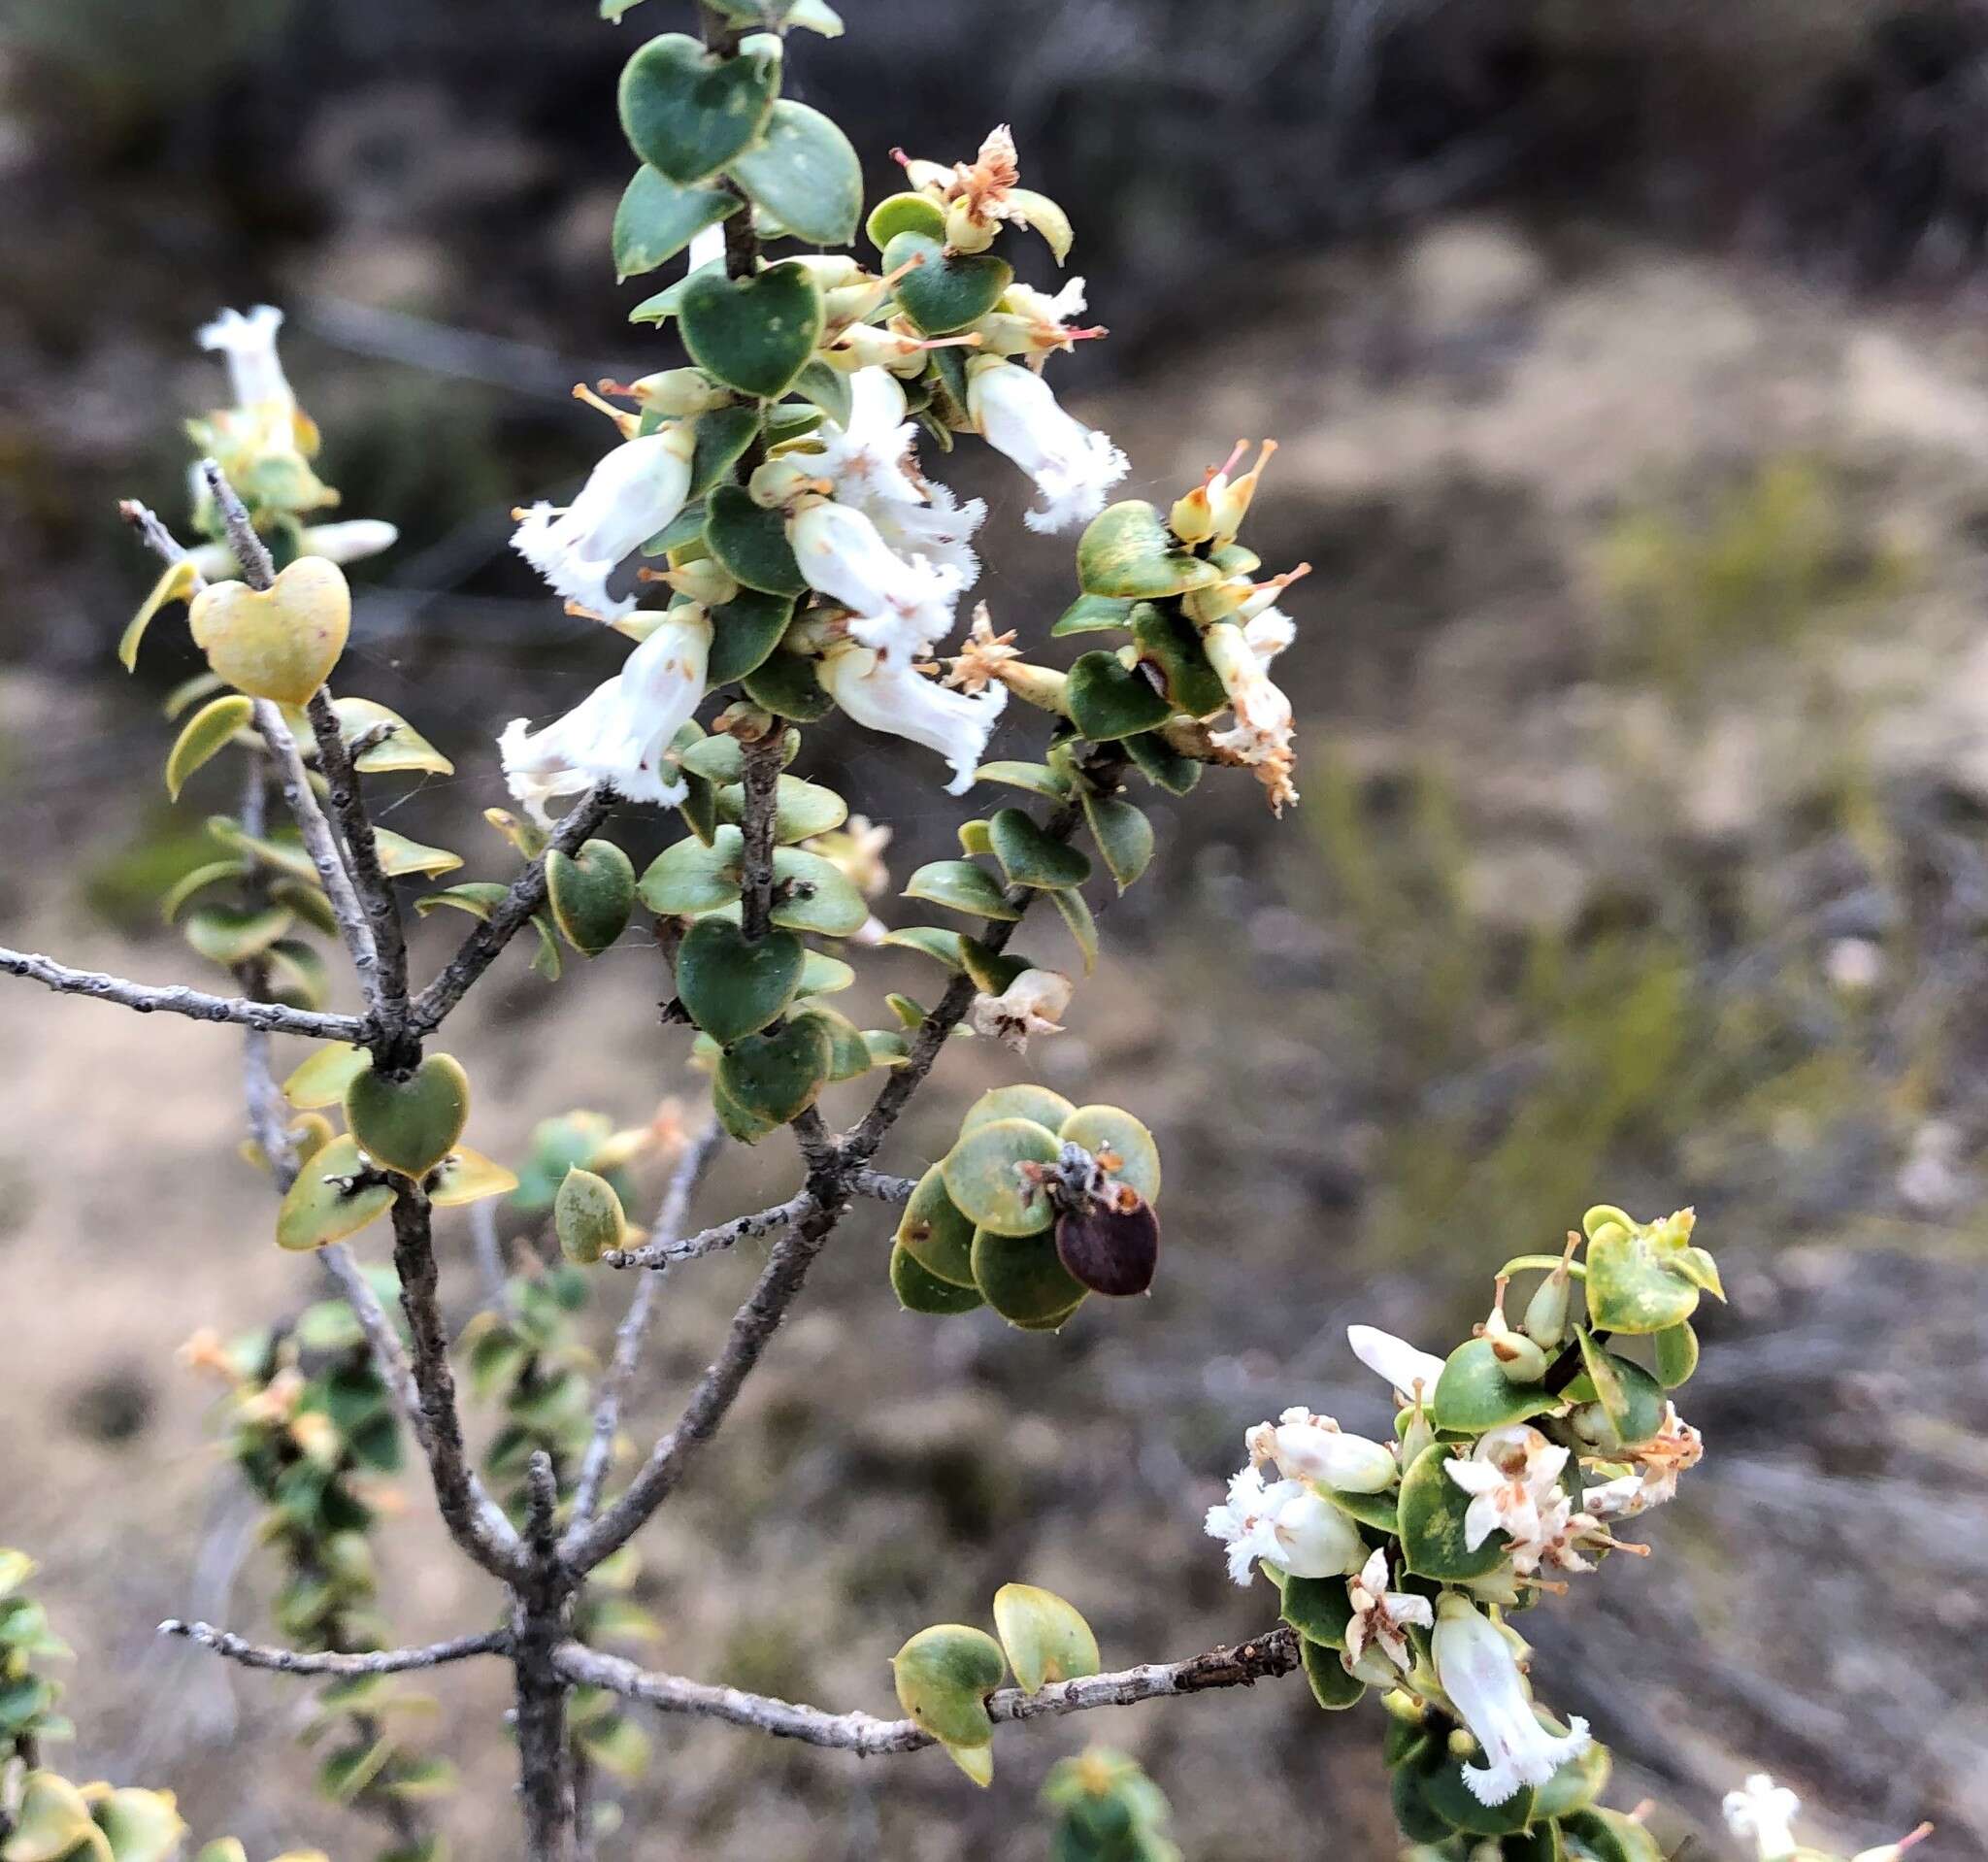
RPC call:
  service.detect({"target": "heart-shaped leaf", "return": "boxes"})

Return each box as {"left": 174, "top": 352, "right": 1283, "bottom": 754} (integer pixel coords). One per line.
{"left": 904, "top": 858, "right": 1019, "bottom": 921}
{"left": 165, "top": 694, "right": 253, "bottom": 800}
{"left": 679, "top": 262, "right": 824, "bottom": 401}
{"left": 638, "top": 824, "right": 744, "bottom": 914}
{"left": 1132, "top": 603, "right": 1227, "bottom": 715}
{"left": 613, "top": 163, "right": 742, "bottom": 280}
{"left": 283, "top": 1042, "right": 371, "bottom": 1110}
{"left": 1076, "top": 501, "right": 1223, "bottom": 600}
{"left": 961, "top": 1083, "right": 1077, "bottom": 1136}
{"left": 556, "top": 1167, "right": 628, "bottom": 1263}
{"left": 1430, "top": 1338, "right": 1558, "bottom": 1436}
{"left": 1396, "top": 1440, "right": 1508, "bottom": 1581}
{"left": 675, "top": 915, "right": 804, "bottom": 1043}
{"left": 895, "top": 1164, "right": 977, "bottom": 1287}
{"left": 1064, "top": 650, "right": 1174, "bottom": 742}
{"left": 547, "top": 838, "right": 637, "bottom": 956}
{"left": 891, "top": 1624, "right": 1006, "bottom": 1748}
{"left": 1279, "top": 1572, "right": 1357, "bottom": 1648}
{"left": 865, "top": 190, "right": 945, "bottom": 250}
{"left": 972, "top": 1226, "right": 1086, "bottom": 1326}
{"left": 276, "top": 1135, "right": 398, "bottom": 1252}
{"left": 1124, "top": 729, "right": 1203, "bottom": 794}
{"left": 988, "top": 809, "right": 1091, "bottom": 890}
{"left": 705, "top": 484, "right": 807, "bottom": 596}
{"left": 890, "top": 1244, "right": 985, "bottom": 1314}
{"left": 715, "top": 772, "right": 845, "bottom": 842}
{"left": 345, "top": 1053, "right": 472, "bottom": 1179}
{"left": 741, "top": 648, "right": 834, "bottom": 719}
{"left": 727, "top": 99, "right": 861, "bottom": 246}
{"left": 770, "top": 847, "right": 868, "bottom": 935}
{"left": 943, "top": 1115, "right": 1060, "bottom": 1237}
{"left": 881, "top": 230, "right": 1012, "bottom": 336}
{"left": 717, "top": 1014, "right": 832, "bottom": 1123}
{"left": 1055, "top": 1200, "right": 1159, "bottom": 1298}
{"left": 992, "top": 1584, "right": 1099, "bottom": 1695}
{"left": 188, "top": 557, "right": 350, "bottom": 706}
{"left": 1584, "top": 1213, "right": 1706, "bottom": 1335}
{"left": 617, "top": 32, "right": 779, "bottom": 184}
{"left": 1080, "top": 790, "right": 1154, "bottom": 891}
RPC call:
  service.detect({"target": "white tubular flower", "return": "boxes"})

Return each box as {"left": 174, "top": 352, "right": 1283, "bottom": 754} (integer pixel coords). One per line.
{"left": 1346, "top": 1325, "right": 1448, "bottom": 1403}
{"left": 1431, "top": 1596, "right": 1591, "bottom": 1806}
{"left": 811, "top": 367, "right": 925, "bottom": 508}
{"left": 513, "top": 424, "right": 696, "bottom": 622}
{"left": 188, "top": 518, "right": 398, "bottom": 581}
{"left": 966, "top": 968, "right": 1073, "bottom": 1052}
{"left": 869, "top": 482, "right": 985, "bottom": 590}
{"left": 1343, "top": 1546, "right": 1433, "bottom": 1680}
{"left": 967, "top": 358, "right": 1128, "bottom": 534}
{"left": 1254, "top": 1408, "right": 1399, "bottom": 1493}
{"left": 978, "top": 277, "right": 1106, "bottom": 357}
{"left": 198, "top": 305, "right": 294, "bottom": 411}
{"left": 788, "top": 499, "right": 963, "bottom": 659}
{"left": 1444, "top": 1425, "right": 1571, "bottom": 1554}
{"left": 1205, "top": 1465, "right": 1297, "bottom": 1587}
{"left": 1203, "top": 617, "right": 1298, "bottom": 815}
{"left": 1723, "top": 1775, "right": 1803, "bottom": 1861}
{"left": 817, "top": 642, "right": 1006, "bottom": 795}
{"left": 1243, "top": 605, "right": 1296, "bottom": 667}
{"left": 498, "top": 606, "right": 712, "bottom": 824}
{"left": 1272, "top": 1488, "right": 1368, "bottom": 1579}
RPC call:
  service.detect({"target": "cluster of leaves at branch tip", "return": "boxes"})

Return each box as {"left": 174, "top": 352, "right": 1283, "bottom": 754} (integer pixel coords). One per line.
{"left": 892, "top": 1584, "right": 1098, "bottom": 1785}
{"left": 1041, "top": 1750, "right": 1178, "bottom": 1862}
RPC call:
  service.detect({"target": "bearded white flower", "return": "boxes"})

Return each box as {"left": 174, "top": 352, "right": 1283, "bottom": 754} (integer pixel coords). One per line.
{"left": 1724, "top": 1775, "right": 1803, "bottom": 1861}
{"left": 513, "top": 424, "right": 696, "bottom": 622}
{"left": 1203, "top": 1465, "right": 1364, "bottom": 1586}
{"left": 967, "top": 358, "right": 1127, "bottom": 534}
{"left": 1343, "top": 1546, "right": 1433, "bottom": 1681}
{"left": 788, "top": 499, "right": 964, "bottom": 659}
{"left": 198, "top": 305, "right": 295, "bottom": 411}
{"left": 869, "top": 482, "right": 985, "bottom": 590}
{"left": 1346, "top": 1325, "right": 1448, "bottom": 1403}
{"left": 1249, "top": 1408, "right": 1399, "bottom": 1493}
{"left": 966, "top": 969, "right": 1073, "bottom": 1052}
{"left": 1444, "top": 1425, "right": 1570, "bottom": 1554}
{"left": 811, "top": 368, "right": 926, "bottom": 508}
{"left": 498, "top": 606, "right": 712, "bottom": 823}
{"left": 1431, "top": 1596, "right": 1591, "bottom": 1806}
{"left": 977, "top": 277, "right": 1104, "bottom": 357}
{"left": 817, "top": 642, "right": 1006, "bottom": 795}
{"left": 1203, "top": 617, "right": 1298, "bottom": 815}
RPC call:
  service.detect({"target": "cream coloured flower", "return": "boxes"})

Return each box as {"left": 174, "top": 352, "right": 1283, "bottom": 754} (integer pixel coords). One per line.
{"left": 869, "top": 482, "right": 984, "bottom": 590}
{"left": 198, "top": 305, "right": 295, "bottom": 412}
{"left": 966, "top": 968, "right": 1072, "bottom": 1052}
{"left": 808, "top": 367, "right": 926, "bottom": 509}
{"left": 1249, "top": 1408, "right": 1398, "bottom": 1493}
{"left": 966, "top": 358, "right": 1128, "bottom": 534}
{"left": 817, "top": 641, "right": 1006, "bottom": 794}
{"left": 1203, "top": 1465, "right": 1364, "bottom": 1586}
{"left": 1431, "top": 1596, "right": 1591, "bottom": 1806}
{"left": 1444, "top": 1425, "right": 1571, "bottom": 1554}
{"left": 1203, "top": 617, "right": 1298, "bottom": 814}
{"left": 513, "top": 424, "right": 697, "bottom": 622}
{"left": 1723, "top": 1775, "right": 1803, "bottom": 1861}
{"left": 1346, "top": 1325, "right": 1448, "bottom": 1403}
{"left": 1343, "top": 1546, "right": 1433, "bottom": 1680}
{"left": 788, "top": 499, "right": 964, "bottom": 659}
{"left": 498, "top": 605, "right": 712, "bottom": 823}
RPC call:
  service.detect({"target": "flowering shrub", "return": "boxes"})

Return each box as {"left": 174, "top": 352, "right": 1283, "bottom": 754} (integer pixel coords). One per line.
{"left": 0, "top": 5, "right": 1928, "bottom": 1861}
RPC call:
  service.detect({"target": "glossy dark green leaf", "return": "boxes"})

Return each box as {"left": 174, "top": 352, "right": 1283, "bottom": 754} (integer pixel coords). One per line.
{"left": 890, "top": 1244, "right": 985, "bottom": 1314}
{"left": 1124, "top": 729, "right": 1203, "bottom": 794}
{"left": 716, "top": 1014, "right": 832, "bottom": 1123}
{"left": 740, "top": 648, "right": 834, "bottom": 719}
{"left": 617, "top": 32, "right": 779, "bottom": 184}
{"left": 679, "top": 261, "right": 825, "bottom": 401}
{"left": 1430, "top": 1338, "right": 1559, "bottom": 1436}
{"left": 345, "top": 1053, "right": 472, "bottom": 1179}
{"left": 674, "top": 916, "right": 804, "bottom": 1043}
{"left": 705, "top": 484, "right": 806, "bottom": 596}
{"left": 727, "top": 99, "right": 862, "bottom": 246}
{"left": 613, "top": 164, "right": 742, "bottom": 280}
{"left": 988, "top": 808, "right": 1091, "bottom": 889}
{"left": 904, "top": 858, "right": 1019, "bottom": 920}
{"left": 547, "top": 838, "right": 637, "bottom": 956}
{"left": 1396, "top": 1440, "right": 1508, "bottom": 1581}
{"left": 1051, "top": 593, "right": 1137, "bottom": 637}
{"left": 1079, "top": 790, "right": 1153, "bottom": 891}
{"left": 1065, "top": 650, "right": 1174, "bottom": 742}
{"left": 704, "top": 587, "right": 797, "bottom": 683}
{"left": 972, "top": 1226, "right": 1085, "bottom": 1326}
{"left": 1132, "top": 602, "right": 1226, "bottom": 716}
{"left": 686, "top": 403, "right": 764, "bottom": 499}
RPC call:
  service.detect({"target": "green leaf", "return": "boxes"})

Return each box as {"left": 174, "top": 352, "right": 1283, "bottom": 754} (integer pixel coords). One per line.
{"left": 1300, "top": 1637, "right": 1366, "bottom": 1711}
{"left": 345, "top": 1053, "right": 472, "bottom": 1179}
{"left": 165, "top": 694, "right": 253, "bottom": 800}
{"left": 414, "top": 881, "right": 509, "bottom": 921}
{"left": 880, "top": 925, "right": 967, "bottom": 971}
{"left": 895, "top": 1164, "right": 977, "bottom": 1286}
{"left": 705, "top": 484, "right": 807, "bottom": 596}
{"left": 714, "top": 773, "right": 845, "bottom": 841}
{"left": 1584, "top": 1211, "right": 1709, "bottom": 1335}
{"left": 1429, "top": 1338, "right": 1558, "bottom": 1436}
{"left": 1653, "top": 1317, "right": 1699, "bottom": 1389}
{"left": 959, "top": 935, "right": 1033, "bottom": 997}
{"left": 989, "top": 808, "right": 1091, "bottom": 890}
{"left": 1080, "top": 790, "right": 1153, "bottom": 891}
{"left": 556, "top": 1167, "right": 627, "bottom": 1264}
{"left": 120, "top": 557, "right": 201, "bottom": 672}
{"left": 972, "top": 1226, "right": 1084, "bottom": 1327}
{"left": 903, "top": 858, "right": 1019, "bottom": 921}
{"left": 427, "top": 1147, "right": 519, "bottom": 1209}
{"left": 276, "top": 1136, "right": 398, "bottom": 1251}
{"left": 1279, "top": 1572, "right": 1355, "bottom": 1647}
{"left": 1065, "top": 650, "right": 1173, "bottom": 742}
{"left": 891, "top": 1624, "right": 1006, "bottom": 1748}
{"left": 727, "top": 100, "right": 861, "bottom": 246}
{"left": 961, "top": 1083, "right": 1077, "bottom": 1136}
{"left": 795, "top": 1002, "right": 871, "bottom": 1081}
{"left": 771, "top": 846, "right": 869, "bottom": 935}
{"left": 1396, "top": 1440, "right": 1508, "bottom": 1581}
{"left": 1051, "top": 592, "right": 1137, "bottom": 636}
{"left": 372, "top": 827, "right": 463, "bottom": 880}
{"left": 183, "top": 901, "right": 293, "bottom": 966}
{"left": 159, "top": 858, "right": 249, "bottom": 923}
{"left": 1124, "top": 729, "right": 1202, "bottom": 794}
{"left": 333, "top": 696, "right": 455, "bottom": 776}
{"left": 1132, "top": 602, "right": 1227, "bottom": 716}
{"left": 686, "top": 403, "right": 765, "bottom": 499}
{"left": 890, "top": 1244, "right": 985, "bottom": 1314}
{"left": 638, "top": 824, "right": 744, "bottom": 914}
{"left": 881, "top": 230, "right": 1012, "bottom": 336}
{"left": 1077, "top": 501, "right": 1224, "bottom": 600}
{"left": 282, "top": 1041, "right": 370, "bottom": 1109}
{"left": 675, "top": 916, "right": 804, "bottom": 1043}
{"left": 705, "top": 587, "right": 797, "bottom": 683}
{"left": 1049, "top": 886, "right": 1098, "bottom": 973}
{"left": 717, "top": 1014, "right": 833, "bottom": 1123}
{"left": 943, "top": 1115, "right": 1060, "bottom": 1237}
{"left": 799, "top": 948, "right": 853, "bottom": 994}
{"left": 1057, "top": 1104, "right": 1160, "bottom": 1204}
{"left": 629, "top": 256, "right": 724, "bottom": 326}
{"left": 992, "top": 1583, "right": 1099, "bottom": 1694}
{"left": 679, "top": 261, "right": 825, "bottom": 401}
{"left": 865, "top": 190, "right": 945, "bottom": 250}
{"left": 613, "top": 164, "right": 742, "bottom": 281}
{"left": 741, "top": 647, "right": 833, "bottom": 719}
{"left": 616, "top": 32, "right": 779, "bottom": 185}
{"left": 790, "top": 358, "right": 852, "bottom": 428}
{"left": 973, "top": 760, "right": 1070, "bottom": 798}
{"left": 1567, "top": 1331, "right": 1667, "bottom": 1447}
{"left": 547, "top": 839, "right": 637, "bottom": 956}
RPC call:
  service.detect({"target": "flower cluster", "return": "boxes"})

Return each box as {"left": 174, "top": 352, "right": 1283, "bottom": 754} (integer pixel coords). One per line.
{"left": 1207, "top": 1205, "right": 1720, "bottom": 1840}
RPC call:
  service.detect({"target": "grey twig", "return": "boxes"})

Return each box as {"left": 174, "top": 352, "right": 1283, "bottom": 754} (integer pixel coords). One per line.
{"left": 601, "top": 1188, "right": 813, "bottom": 1272}
{"left": 568, "top": 1119, "right": 727, "bottom": 1528}
{"left": 736, "top": 725, "right": 784, "bottom": 943}
{"left": 162, "top": 1620, "right": 509, "bottom": 1677}
{"left": 550, "top": 1627, "right": 1299, "bottom": 1756}
{"left": 0, "top": 947, "right": 367, "bottom": 1042}
{"left": 848, "top": 1170, "right": 917, "bottom": 1207}
{"left": 118, "top": 499, "right": 206, "bottom": 585}
{"left": 407, "top": 787, "right": 615, "bottom": 1036}
{"left": 200, "top": 458, "right": 277, "bottom": 588}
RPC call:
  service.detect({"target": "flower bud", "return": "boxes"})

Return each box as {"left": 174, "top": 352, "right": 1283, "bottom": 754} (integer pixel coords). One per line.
{"left": 1271, "top": 1491, "right": 1367, "bottom": 1579}
{"left": 1267, "top": 1412, "right": 1399, "bottom": 1492}
{"left": 944, "top": 197, "right": 999, "bottom": 253}
{"left": 625, "top": 369, "right": 733, "bottom": 417}
{"left": 751, "top": 460, "right": 834, "bottom": 511}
